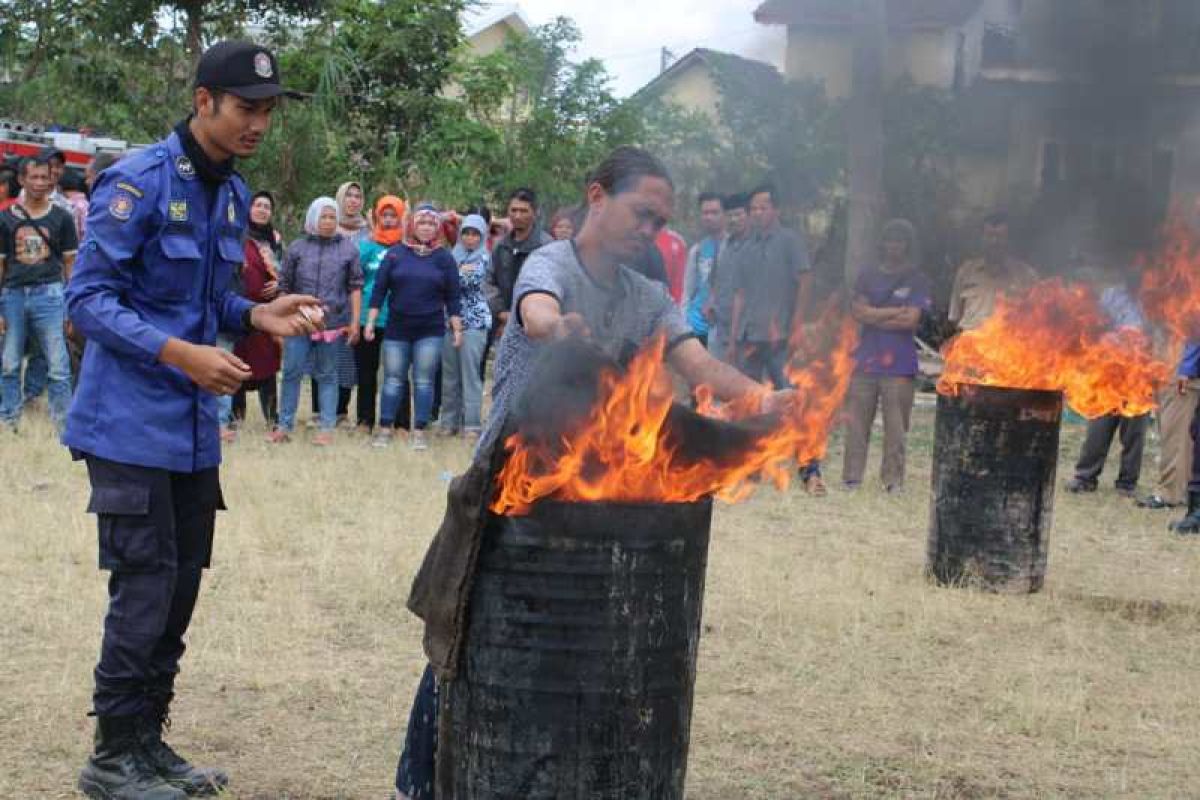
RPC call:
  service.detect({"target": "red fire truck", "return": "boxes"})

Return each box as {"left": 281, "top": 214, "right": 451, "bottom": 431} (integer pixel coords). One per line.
{"left": 0, "top": 119, "right": 129, "bottom": 170}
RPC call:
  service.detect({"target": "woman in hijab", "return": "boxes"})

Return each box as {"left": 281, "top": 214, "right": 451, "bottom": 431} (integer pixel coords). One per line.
{"left": 310, "top": 180, "right": 371, "bottom": 426}
{"left": 354, "top": 194, "right": 406, "bottom": 433}
{"left": 436, "top": 213, "right": 491, "bottom": 439}
{"left": 365, "top": 203, "right": 462, "bottom": 451}
{"left": 271, "top": 196, "right": 364, "bottom": 445}
{"left": 232, "top": 190, "right": 284, "bottom": 428}
{"left": 335, "top": 180, "right": 371, "bottom": 244}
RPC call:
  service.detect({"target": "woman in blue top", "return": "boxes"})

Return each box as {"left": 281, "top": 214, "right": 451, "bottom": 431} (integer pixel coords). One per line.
{"left": 365, "top": 203, "right": 462, "bottom": 450}
{"left": 436, "top": 214, "right": 492, "bottom": 439}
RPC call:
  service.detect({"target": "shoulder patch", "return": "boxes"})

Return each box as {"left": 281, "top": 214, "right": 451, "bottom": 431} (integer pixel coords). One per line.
{"left": 109, "top": 192, "right": 135, "bottom": 222}
{"left": 115, "top": 181, "right": 144, "bottom": 199}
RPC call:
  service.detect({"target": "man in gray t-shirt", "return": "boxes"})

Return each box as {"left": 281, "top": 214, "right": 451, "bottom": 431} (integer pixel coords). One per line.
{"left": 480, "top": 239, "right": 694, "bottom": 452}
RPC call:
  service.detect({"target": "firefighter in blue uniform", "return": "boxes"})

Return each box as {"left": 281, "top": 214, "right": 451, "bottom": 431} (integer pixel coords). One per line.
{"left": 65, "top": 42, "right": 321, "bottom": 800}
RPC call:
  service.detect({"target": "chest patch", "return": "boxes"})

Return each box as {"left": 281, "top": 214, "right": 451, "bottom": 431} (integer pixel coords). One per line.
{"left": 168, "top": 200, "right": 189, "bottom": 222}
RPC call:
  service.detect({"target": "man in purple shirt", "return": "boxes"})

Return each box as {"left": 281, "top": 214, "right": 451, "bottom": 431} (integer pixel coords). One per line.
{"left": 843, "top": 219, "right": 932, "bottom": 491}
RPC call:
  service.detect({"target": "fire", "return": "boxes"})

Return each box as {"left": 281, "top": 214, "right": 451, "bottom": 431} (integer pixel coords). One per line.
{"left": 491, "top": 311, "right": 859, "bottom": 516}
{"left": 1141, "top": 218, "right": 1200, "bottom": 348}
{"left": 938, "top": 279, "right": 1169, "bottom": 418}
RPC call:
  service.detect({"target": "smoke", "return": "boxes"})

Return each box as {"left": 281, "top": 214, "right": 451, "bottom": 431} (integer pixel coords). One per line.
{"left": 1009, "top": 2, "right": 1190, "bottom": 273}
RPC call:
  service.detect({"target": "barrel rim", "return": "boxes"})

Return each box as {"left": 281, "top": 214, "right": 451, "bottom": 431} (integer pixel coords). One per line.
{"left": 938, "top": 382, "right": 1065, "bottom": 404}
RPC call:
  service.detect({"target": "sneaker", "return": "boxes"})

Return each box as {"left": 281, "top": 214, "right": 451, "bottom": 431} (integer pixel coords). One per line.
{"left": 1115, "top": 485, "right": 1137, "bottom": 499}
{"left": 312, "top": 431, "right": 334, "bottom": 447}
{"left": 841, "top": 480, "right": 862, "bottom": 492}
{"left": 355, "top": 423, "right": 372, "bottom": 437}
{"left": 1137, "top": 494, "right": 1179, "bottom": 509}
{"left": 411, "top": 429, "right": 429, "bottom": 451}
{"left": 803, "top": 475, "right": 828, "bottom": 497}
{"left": 371, "top": 430, "right": 393, "bottom": 448}
{"left": 265, "top": 429, "right": 291, "bottom": 444}
{"left": 1065, "top": 477, "right": 1097, "bottom": 493}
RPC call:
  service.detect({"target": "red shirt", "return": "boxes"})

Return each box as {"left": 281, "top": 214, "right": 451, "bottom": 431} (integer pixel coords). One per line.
{"left": 656, "top": 228, "right": 688, "bottom": 305}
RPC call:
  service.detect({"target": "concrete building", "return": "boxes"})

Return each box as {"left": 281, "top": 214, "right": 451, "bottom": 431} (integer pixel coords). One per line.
{"left": 633, "top": 47, "right": 784, "bottom": 126}
{"left": 756, "top": 0, "right": 1200, "bottom": 260}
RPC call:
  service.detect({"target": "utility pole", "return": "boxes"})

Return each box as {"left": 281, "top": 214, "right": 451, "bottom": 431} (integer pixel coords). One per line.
{"left": 844, "top": 0, "right": 887, "bottom": 288}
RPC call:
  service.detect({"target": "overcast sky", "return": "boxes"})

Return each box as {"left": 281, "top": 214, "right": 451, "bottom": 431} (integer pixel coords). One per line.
{"left": 489, "top": 0, "right": 787, "bottom": 98}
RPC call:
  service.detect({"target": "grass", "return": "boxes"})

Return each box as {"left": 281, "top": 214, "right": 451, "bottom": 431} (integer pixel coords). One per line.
{"left": 2, "top": 397, "right": 1199, "bottom": 798}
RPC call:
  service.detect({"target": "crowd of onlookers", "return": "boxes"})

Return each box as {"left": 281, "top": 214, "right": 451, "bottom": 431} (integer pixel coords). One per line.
{"left": 4, "top": 143, "right": 1200, "bottom": 514}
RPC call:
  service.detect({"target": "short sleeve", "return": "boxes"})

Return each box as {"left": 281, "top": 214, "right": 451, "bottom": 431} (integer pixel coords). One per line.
{"left": 59, "top": 208, "right": 80, "bottom": 253}
{"left": 947, "top": 264, "right": 967, "bottom": 323}
{"left": 646, "top": 281, "right": 694, "bottom": 349}
{"left": 791, "top": 229, "right": 811, "bottom": 274}
{"left": 512, "top": 249, "right": 567, "bottom": 327}
{"left": 911, "top": 272, "right": 934, "bottom": 311}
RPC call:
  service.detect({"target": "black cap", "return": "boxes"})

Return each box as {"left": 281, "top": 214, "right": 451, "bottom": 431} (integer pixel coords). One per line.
{"left": 194, "top": 40, "right": 304, "bottom": 100}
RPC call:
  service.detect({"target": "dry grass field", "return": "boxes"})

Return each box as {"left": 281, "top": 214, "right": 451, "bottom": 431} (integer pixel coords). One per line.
{"left": 3, "top": 397, "right": 1200, "bottom": 799}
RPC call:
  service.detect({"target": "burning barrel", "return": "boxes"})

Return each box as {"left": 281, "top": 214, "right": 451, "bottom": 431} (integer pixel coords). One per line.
{"left": 926, "top": 384, "right": 1063, "bottom": 593}
{"left": 445, "top": 499, "right": 713, "bottom": 800}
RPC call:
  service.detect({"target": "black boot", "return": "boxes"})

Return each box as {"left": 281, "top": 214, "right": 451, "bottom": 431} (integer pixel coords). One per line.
{"left": 78, "top": 716, "right": 187, "bottom": 800}
{"left": 138, "top": 701, "right": 229, "bottom": 797}
{"left": 1169, "top": 491, "right": 1200, "bottom": 534}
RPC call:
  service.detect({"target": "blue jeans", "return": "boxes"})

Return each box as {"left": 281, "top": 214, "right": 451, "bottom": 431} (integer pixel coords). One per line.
{"left": 439, "top": 328, "right": 487, "bottom": 432}
{"left": 1, "top": 282, "right": 72, "bottom": 427}
{"left": 216, "top": 335, "right": 236, "bottom": 427}
{"left": 394, "top": 664, "right": 438, "bottom": 799}
{"left": 23, "top": 335, "right": 47, "bottom": 402}
{"left": 381, "top": 336, "right": 442, "bottom": 430}
{"left": 278, "top": 335, "right": 338, "bottom": 432}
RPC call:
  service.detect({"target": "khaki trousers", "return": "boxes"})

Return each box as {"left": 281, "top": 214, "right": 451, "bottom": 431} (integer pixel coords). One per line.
{"left": 842, "top": 374, "right": 916, "bottom": 488}
{"left": 1153, "top": 380, "right": 1200, "bottom": 504}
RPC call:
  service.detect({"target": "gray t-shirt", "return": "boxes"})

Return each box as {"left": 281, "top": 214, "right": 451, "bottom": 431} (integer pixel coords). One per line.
{"left": 734, "top": 223, "right": 810, "bottom": 342}
{"left": 479, "top": 240, "right": 694, "bottom": 452}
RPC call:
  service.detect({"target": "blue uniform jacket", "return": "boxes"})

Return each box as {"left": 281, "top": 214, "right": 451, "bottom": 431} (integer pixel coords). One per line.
{"left": 63, "top": 132, "right": 254, "bottom": 473}
{"left": 1180, "top": 342, "right": 1200, "bottom": 379}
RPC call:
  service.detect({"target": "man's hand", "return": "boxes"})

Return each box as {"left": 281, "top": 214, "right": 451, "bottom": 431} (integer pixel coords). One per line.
{"left": 553, "top": 312, "right": 589, "bottom": 340}
{"left": 250, "top": 295, "right": 324, "bottom": 338}
{"left": 347, "top": 322, "right": 361, "bottom": 346}
{"left": 761, "top": 389, "right": 798, "bottom": 416}
{"left": 160, "top": 339, "right": 251, "bottom": 395}
{"left": 262, "top": 280, "right": 280, "bottom": 300}
{"left": 364, "top": 324, "right": 375, "bottom": 343}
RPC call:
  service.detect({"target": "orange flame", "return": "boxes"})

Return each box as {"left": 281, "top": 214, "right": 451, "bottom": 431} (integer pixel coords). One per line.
{"left": 938, "top": 279, "right": 1169, "bottom": 418}
{"left": 1141, "top": 218, "right": 1200, "bottom": 349}
{"left": 491, "top": 312, "right": 859, "bottom": 516}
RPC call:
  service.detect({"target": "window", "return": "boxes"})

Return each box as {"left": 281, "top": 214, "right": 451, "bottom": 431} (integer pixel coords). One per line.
{"left": 1039, "top": 141, "right": 1062, "bottom": 189}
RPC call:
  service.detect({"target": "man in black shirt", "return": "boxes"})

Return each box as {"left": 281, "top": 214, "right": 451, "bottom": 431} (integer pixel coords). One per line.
{"left": 484, "top": 187, "right": 552, "bottom": 333}
{"left": 0, "top": 155, "right": 78, "bottom": 432}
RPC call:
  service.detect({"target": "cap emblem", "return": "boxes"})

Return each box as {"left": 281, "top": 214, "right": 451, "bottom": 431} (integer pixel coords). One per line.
{"left": 254, "top": 52, "right": 273, "bottom": 79}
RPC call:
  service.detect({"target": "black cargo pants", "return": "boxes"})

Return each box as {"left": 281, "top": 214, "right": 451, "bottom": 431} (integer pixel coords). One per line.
{"left": 84, "top": 455, "right": 224, "bottom": 717}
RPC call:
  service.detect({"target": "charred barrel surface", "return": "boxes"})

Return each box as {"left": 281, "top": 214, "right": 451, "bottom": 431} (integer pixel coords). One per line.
{"left": 927, "top": 385, "right": 1062, "bottom": 592}
{"left": 446, "top": 500, "right": 713, "bottom": 800}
